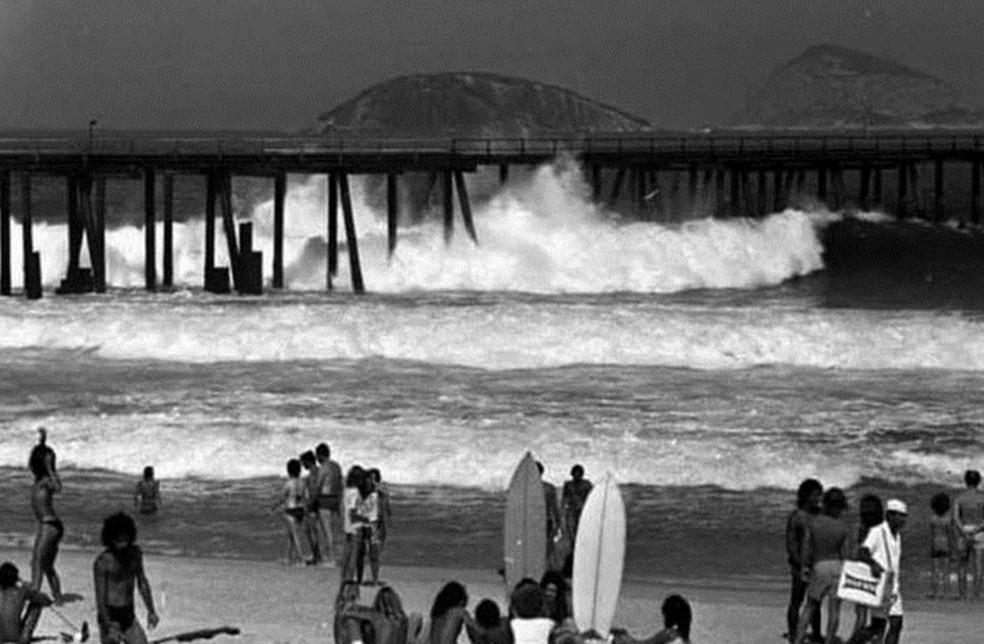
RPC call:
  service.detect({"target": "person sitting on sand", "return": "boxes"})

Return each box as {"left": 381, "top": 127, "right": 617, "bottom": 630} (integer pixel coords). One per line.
{"left": 28, "top": 428, "right": 64, "bottom": 604}
{"left": 464, "top": 599, "right": 512, "bottom": 644}
{"left": 273, "top": 458, "right": 308, "bottom": 566}
{"left": 508, "top": 582, "right": 554, "bottom": 644}
{"left": 315, "top": 443, "right": 344, "bottom": 566}
{"left": 953, "top": 469, "right": 984, "bottom": 599}
{"left": 784, "top": 478, "right": 822, "bottom": 644}
{"left": 340, "top": 585, "right": 410, "bottom": 644}
{"left": 794, "top": 488, "right": 851, "bottom": 644}
{"left": 134, "top": 466, "right": 161, "bottom": 517}
{"left": 928, "top": 491, "right": 957, "bottom": 599}
{"left": 93, "top": 512, "right": 159, "bottom": 644}
{"left": 539, "top": 571, "right": 570, "bottom": 625}
{"left": 0, "top": 562, "right": 52, "bottom": 644}
{"left": 428, "top": 581, "right": 469, "bottom": 644}
{"left": 334, "top": 581, "right": 366, "bottom": 644}
{"left": 612, "top": 594, "right": 693, "bottom": 644}
{"left": 300, "top": 451, "right": 323, "bottom": 565}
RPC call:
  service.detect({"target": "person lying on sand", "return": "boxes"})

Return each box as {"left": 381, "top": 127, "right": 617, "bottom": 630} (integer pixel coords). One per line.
{"left": 0, "top": 562, "right": 52, "bottom": 644}
{"left": 93, "top": 512, "right": 159, "bottom": 644}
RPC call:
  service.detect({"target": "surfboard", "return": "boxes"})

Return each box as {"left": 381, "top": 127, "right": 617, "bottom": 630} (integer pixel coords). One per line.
{"left": 572, "top": 473, "right": 626, "bottom": 636}
{"left": 503, "top": 451, "right": 547, "bottom": 589}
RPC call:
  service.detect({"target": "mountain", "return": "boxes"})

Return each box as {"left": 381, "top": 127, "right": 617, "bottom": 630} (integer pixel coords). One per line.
{"left": 734, "top": 44, "right": 984, "bottom": 128}
{"left": 314, "top": 72, "right": 652, "bottom": 137}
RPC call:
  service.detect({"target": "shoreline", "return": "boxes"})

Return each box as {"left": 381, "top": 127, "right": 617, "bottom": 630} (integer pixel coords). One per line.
{"left": 2, "top": 547, "right": 979, "bottom": 644}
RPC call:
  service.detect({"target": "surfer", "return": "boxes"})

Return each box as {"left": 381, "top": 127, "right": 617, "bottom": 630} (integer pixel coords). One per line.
{"left": 560, "top": 465, "right": 592, "bottom": 576}
{"left": 300, "top": 451, "right": 324, "bottom": 565}
{"left": 953, "top": 469, "right": 984, "bottom": 599}
{"left": 273, "top": 458, "right": 307, "bottom": 566}
{"left": 133, "top": 466, "right": 161, "bottom": 516}
{"left": 0, "top": 562, "right": 52, "bottom": 644}
{"left": 93, "top": 512, "right": 159, "bottom": 644}
{"left": 845, "top": 499, "right": 907, "bottom": 644}
{"left": 793, "top": 488, "right": 851, "bottom": 644}
{"left": 28, "top": 428, "right": 64, "bottom": 604}
{"left": 315, "top": 443, "right": 344, "bottom": 567}
{"left": 611, "top": 594, "right": 692, "bottom": 644}
{"left": 784, "top": 478, "right": 822, "bottom": 643}
{"left": 535, "top": 463, "right": 561, "bottom": 571}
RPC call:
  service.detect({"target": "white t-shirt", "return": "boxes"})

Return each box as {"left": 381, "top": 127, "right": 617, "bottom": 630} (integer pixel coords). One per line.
{"left": 510, "top": 618, "right": 555, "bottom": 644}
{"left": 863, "top": 521, "right": 903, "bottom": 616}
{"left": 343, "top": 487, "right": 362, "bottom": 534}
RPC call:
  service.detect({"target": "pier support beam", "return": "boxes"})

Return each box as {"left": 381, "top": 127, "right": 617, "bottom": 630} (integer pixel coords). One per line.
{"left": 897, "top": 164, "right": 908, "bottom": 220}
{"left": 78, "top": 173, "right": 99, "bottom": 292}
{"left": 218, "top": 171, "right": 240, "bottom": 291}
{"left": 757, "top": 170, "right": 767, "bottom": 216}
{"left": 273, "top": 173, "right": 285, "bottom": 288}
{"left": 498, "top": 164, "right": 509, "bottom": 185}
{"left": 0, "top": 170, "right": 9, "bottom": 296}
{"left": 817, "top": 167, "right": 828, "bottom": 205}
{"left": 327, "top": 173, "right": 338, "bottom": 291}
{"left": 859, "top": 165, "right": 871, "bottom": 211}
{"left": 972, "top": 160, "right": 981, "bottom": 225}
{"left": 21, "top": 174, "right": 40, "bottom": 299}
{"left": 67, "top": 175, "right": 82, "bottom": 279}
{"left": 144, "top": 169, "right": 156, "bottom": 291}
{"left": 454, "top": 171, "right": 478, "bottom": 245}
{"left": 443, "top": 171, "right": 454, "bottom": 244}
{"left": 94, "top": 177, "right": 106, "bottom": 293}
{"left": 387, "top": 173, "right": 398, "bottom": 257}
{"left": 338, "top": 173, "right": 364, "bottom": 294}
{"left": 772, "top": 169, "right": 784, "bottom": 212}
{"left": 591, "top": 165, "right": 602, "bottom": 202}
{"left": 608, "top": 168, "right": 626, "bottom": 206}
{"left": 163, "top": 174, "right": 174, "bottom": 288}
{"left": 203, "top": 172, "right": 218, "bottom": 290}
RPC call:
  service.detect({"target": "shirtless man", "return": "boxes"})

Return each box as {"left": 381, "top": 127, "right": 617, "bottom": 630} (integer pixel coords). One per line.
{"left": 93, "top": 512, "right": 159, "bottom": 644}
{"left": 794, "top": 488, "right": 852, "bottom": 644}
{"left": 535, "top": 463, "right": 561, "bottom": 571}
{"left": 315, "top": 443, "right": 344, "bottom": 566}
{"left": 953, "top": 469, "right": 984, "bottom": 598}
{"left": 0, "top": 562, "right": 51, "bottom": 644}
{"left": 29, "top": 428, "right": 63, "bottom": 603}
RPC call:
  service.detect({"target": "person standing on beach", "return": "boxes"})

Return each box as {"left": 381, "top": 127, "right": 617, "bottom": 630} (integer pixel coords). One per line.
{"left": 535, "top": 463, "right": 561, "bottom": 571}
{"left": 785, "top": 478, "right": 822, "bottom": 643}
{"left": 273, "top": 458, "right": 308, "bottom": 566}
{"left": 846, "top": 499, "right": 907, "bottom": 644}
{"left": 848, "top": 494, "right": 883, "bottom": 642}
{"left": 953, "top": 469, "right": 984, "bottom": 599}
{"left": 93, "top": 512, "right": 159, "bottom": 644}
{"left": 28, "top": 428, "right": 64, "bottom": 604}
{"left": 133, "top": 466, "right": 161, "bottom": 517}
{"left": 300, "top": 451, "right": 323, "bottom": 565}
{"left": 342, "top": 467, "right": 372, "bottom": 582}
{"left": 0, "top": 562, "right": 52, "bottom": 644}
{"left": 316, "top": 443, "right": 344, "bottom": 566}
{"left": 560, "top": 465, "right": 592, "bottom": 576}
{"left": 928, "top": 491, "right": 957, "bottom": 599}
{"left": 793, "top": 488, "right": 851, "bottom": 644}
{"left": 366, "top": 468, "right": 391, "bottom": 585}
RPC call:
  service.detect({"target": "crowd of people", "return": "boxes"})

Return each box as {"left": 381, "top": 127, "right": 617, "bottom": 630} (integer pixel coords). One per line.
{"left": 333, "top": 573, "right": 693, "bottom": 644}
{"left": 784, "top": 469, "right": 984, "bottom": 644}
{"left": 1, "top": 429, "right": 160, "bottom": 644}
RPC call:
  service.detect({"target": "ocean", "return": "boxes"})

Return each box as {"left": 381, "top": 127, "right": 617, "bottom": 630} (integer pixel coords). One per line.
{"left": 0, "top": 160, "right": 982, "bottom": 592}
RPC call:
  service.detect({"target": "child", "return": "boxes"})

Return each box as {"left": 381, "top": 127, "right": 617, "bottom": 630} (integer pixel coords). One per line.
{"left": 0, "top": 561, "right": 52, "bottom": 644}
{"left": 93, "top": 512, "right": 159, "bottom": 644}
{"left": 273, "top": 458, "right": 308, "bottom": 566}
{"left": 929, "top": 491, "right": 956, "bottom": 599}
{"left": 134, "top": 466, "right": 161, "bottom": 516}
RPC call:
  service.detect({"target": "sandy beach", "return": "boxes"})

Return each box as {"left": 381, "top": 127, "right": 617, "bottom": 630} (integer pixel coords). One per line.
{"left": 2, "top": 547, "right": 980, "bottom": 644}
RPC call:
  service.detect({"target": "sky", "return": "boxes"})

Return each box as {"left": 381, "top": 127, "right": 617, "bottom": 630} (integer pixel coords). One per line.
{"left": 1, "top": 0, "right": 983, "bottom": 131}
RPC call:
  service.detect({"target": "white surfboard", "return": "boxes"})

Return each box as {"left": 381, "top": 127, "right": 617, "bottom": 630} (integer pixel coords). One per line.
{"left": 572, "top": 473, "right": 626, "bottom": 636}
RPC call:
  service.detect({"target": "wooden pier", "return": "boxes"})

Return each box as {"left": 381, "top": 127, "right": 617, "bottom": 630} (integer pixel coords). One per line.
{"left": 1, "top": 128, "right": 983, "bottom": 297}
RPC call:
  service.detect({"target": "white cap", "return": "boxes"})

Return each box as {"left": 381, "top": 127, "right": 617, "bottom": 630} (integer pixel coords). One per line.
{"left": 886, "top": 499, "right": 908, "bottom": 514}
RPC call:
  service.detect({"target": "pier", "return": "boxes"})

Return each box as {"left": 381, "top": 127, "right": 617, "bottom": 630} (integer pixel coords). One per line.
{"left": 1, "top": 128, "right": 983, "bottom": 296}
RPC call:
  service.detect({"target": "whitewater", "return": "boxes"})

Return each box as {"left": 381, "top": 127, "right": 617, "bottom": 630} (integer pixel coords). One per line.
{"left": 1, "top": 160, "right": 983, "bottom": 498}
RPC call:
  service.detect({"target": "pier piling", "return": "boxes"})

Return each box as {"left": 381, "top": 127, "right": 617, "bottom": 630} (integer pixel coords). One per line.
{"left": 0, "top": 170, "right": 9, "bottom": 296}
{"left": 163, "top": 174, "right": 174, "bottom": 288}
{"left": 338, "top": 173, "right": 364, "bottom": 294}
{"left": 273, "top": 173, "right": 285, "bottom": 288}
{"left": 387, "top": 173, "right": 398, "bottom": 257}
{"left": 94, "top": 177, "right": 106, "bottom": 293}
{"left": 327, "top": 173, "right": 338, "bottom": 291}
{"left": 443, "top": 171, "right": 454, "bottom": 244}
{"left": 454, "top": 171, "right": 478, "bottom": 245}
{"left": 21, "top": 174, "right": 34, "bottom": 297}
{"left": 144, "top": 169, "right": 156, "bottom": 291}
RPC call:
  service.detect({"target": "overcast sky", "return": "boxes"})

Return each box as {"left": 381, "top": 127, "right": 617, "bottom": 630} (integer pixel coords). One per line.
{"left": 1, "top": 0, "right": 982, "bottom": 131}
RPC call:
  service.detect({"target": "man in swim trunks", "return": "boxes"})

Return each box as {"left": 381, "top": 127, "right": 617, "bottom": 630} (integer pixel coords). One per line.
{"left": 535, "top": 462, "right": 561, "bottom": 572}
{"left": 28, "top": 428, "right": 64, "bottom": 604}
{"left": 785, "top": 478, "right": 822, "bottom": 643}
{"left": 300, "top": 451, "right": 323, "bottom": 565}
{"left": 315, "top": 443, "right": 344, "bottom": 566}
{"left": 794, "top": 488, "right": 851, "bottom": 644}
{"left": 0, "top": 562, "right": 51, "bottom": 644}
{"left": 93, "top": 512, "right": 159, "bottom": 644}
{"left": 953, "top": 469, "right": 984, "bottom": 598}
{"left": 133, "top": 466, "right": 161, "bottom": 517}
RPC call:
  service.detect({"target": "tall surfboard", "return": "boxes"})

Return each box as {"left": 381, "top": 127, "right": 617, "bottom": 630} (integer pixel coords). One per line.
{"left": 503, "top": 452, "right": 547, "bottom": 589}
{"left": 572, "top": 473, "right": 626, "bottom": 636}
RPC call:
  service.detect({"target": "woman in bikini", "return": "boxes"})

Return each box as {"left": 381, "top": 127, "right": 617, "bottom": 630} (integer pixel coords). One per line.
{"left": 273, "top": 458, "right": 308, "bottom": 565}
{"left": 28, "top": 428, "right": 63, "bottom": 603}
